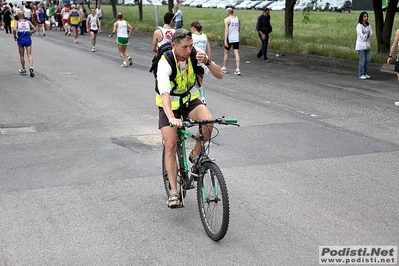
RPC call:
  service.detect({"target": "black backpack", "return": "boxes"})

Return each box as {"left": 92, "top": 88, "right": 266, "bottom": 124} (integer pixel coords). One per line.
{"left": 149, "top": 42, "right": 198, "bottom": 96}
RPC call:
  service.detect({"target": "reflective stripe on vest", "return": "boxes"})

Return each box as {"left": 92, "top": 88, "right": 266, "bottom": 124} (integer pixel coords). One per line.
{"left": 156, "top": 55, "right": 199, "bottom": 110}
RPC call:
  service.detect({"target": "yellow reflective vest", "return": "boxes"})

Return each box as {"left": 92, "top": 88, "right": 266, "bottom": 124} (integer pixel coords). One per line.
{"left": 155, "top": 53, "right": 199, "bottom": 110}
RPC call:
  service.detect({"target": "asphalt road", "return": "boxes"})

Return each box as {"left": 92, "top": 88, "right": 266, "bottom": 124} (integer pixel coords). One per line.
{"left": 0, "top": 29, "right": 398, "bottom": 266}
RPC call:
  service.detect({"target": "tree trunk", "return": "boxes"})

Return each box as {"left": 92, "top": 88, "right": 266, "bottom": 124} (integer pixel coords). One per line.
{"left": 168, "top": 0, "right": 173, "bottom": 12}
{"left": 110, "top": 0, "right": 117, "bottom": 18}
{"left": 284, "top": 0, "right": 296, "bottom": 38}
{"left": 373, "top": 0, "right": 398, "bottom": 54}
{"left": 139, "top": 0, "right": 143, "bottom": 21}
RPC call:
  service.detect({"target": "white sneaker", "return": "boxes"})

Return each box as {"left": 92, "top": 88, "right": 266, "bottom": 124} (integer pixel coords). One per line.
{"left": 74, "top": 39, "right": 78, "bottom": 44}
{"left": 365, "top": 74, "right": 371, "bottom": 79}
{"left": 92, "top": 47, "right": 97, "bottom": 52}
{"left": 359, "top": 75, "right": 367, "bottom": 80}
{"left": 395, "top": 101, "right": 399, "bottom": 106}
{"left": 221, "top": 66, "right": 227, "bottom": 74}
{"left": 121, "top": 61, "right": 127, "bottom": 68}
{"left": 128, "top": 56, "right": 133, "bottom": 65}
{"left": 234, "top": 69, "right": 241, "bottom": 75}
{"left": 18, "top": 69, "right": 27, "bottom": 75}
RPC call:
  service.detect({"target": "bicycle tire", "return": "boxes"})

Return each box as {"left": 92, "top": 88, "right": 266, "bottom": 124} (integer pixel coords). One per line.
{"left": 196, "top": 161, "right": 230, "bottom": 241}
{"left": 162, "top": 144, "right": 185, "bottom": 203}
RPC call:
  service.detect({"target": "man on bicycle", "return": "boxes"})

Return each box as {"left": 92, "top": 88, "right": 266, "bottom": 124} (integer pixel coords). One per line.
{"left": 156, "top": 28, "right": 223, "bottom": 208}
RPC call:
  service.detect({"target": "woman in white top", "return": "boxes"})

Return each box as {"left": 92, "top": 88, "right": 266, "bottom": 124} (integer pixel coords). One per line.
{"left": 355, "top": 11, "right": 373, "bottom": 80}
{"left": 191, "top": 21, "right": 212, "bottom": 103}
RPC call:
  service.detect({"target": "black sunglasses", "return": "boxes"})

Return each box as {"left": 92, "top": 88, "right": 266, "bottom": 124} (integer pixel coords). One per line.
{"left": 172, "top": 31, "right": 192, "bottom": 42}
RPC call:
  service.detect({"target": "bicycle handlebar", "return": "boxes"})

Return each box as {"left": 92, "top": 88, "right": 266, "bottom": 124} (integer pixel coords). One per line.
{"left": 182, "top": 117, "right": 240, "bottom": 127}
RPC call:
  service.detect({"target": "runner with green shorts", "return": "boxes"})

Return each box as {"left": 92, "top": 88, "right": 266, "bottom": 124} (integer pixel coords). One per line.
{"left": 109, "top": 13, "right": 133, "bottom": 68}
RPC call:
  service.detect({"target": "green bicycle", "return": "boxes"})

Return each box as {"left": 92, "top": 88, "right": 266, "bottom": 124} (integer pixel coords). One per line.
{"left": 162, "top": 117, "right": 239, "bottom": 241}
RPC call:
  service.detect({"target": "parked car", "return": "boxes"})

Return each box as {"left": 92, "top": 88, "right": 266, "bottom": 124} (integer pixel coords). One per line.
{"left": 268, "top": 1, "right": 285, "bottom": 10}
{"left": 182, "top": 0, "right": 196, "bottom": 6}
{"left": 254, "top": 0, "right": 275, "bottom": 10}
{"left": 331, "top": 0, "right": 352, "bottom": 12}
{"left": 216, "top": 0, "right": 242, "bottom": 8}
{"left": 293, "top": 2, "right": 306, "bottom": 11}
{"left": 190, "top": 0, "right": 209, "bottom": 7}
{"left": 226, "top": 0, "right": 243, "bottom": 8}
{"left": 202, "top": 0, "right": 222, "bottom": 8}
{"left": 124, "top": 0, "right": 135, "bottom": 5}
{"left": 236, "top": 0, "right": 261, "bottom": 9}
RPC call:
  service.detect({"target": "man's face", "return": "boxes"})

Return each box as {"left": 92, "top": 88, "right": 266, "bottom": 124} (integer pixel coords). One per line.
{"left": 172, "top": 39, "right": 193, "bottom": 61}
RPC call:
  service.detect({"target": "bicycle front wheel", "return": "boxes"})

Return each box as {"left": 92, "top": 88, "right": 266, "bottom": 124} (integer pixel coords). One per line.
{"left": 197, "top": 161, "right": 230, "bottom": 241}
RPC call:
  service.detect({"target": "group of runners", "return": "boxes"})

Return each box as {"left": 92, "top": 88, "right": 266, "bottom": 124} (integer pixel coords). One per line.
{"left": 12, "top": 2, "right": 105, "bottom": 77}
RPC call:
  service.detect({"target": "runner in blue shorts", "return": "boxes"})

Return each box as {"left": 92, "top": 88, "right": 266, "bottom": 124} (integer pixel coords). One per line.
{"left": 13, "top": 11, "right": 37, "bottom": 77}
{"left": 109, "top": 13, "right": 133, "bottom": 67}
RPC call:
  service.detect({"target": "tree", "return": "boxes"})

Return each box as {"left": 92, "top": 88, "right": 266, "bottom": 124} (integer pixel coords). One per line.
{"left": 110, "top": 0, "right": 118, "bottom": 18}
{"left": 284, "top": 0, "right": 296, "bottom": 38}
{"left": 373, "top": 0, "right": 398, "bottom": 54}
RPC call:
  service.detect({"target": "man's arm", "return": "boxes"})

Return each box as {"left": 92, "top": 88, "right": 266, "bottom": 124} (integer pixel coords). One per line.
{"left": 108, "top": 21, "right": 118, "bottom": 37}
{"left": 152, "top": 29, "right": 161, "bottom": 53}
{"left": 127, "top": 22, "right": 133, "bottom": 37}
{"left": 388, "top": 29, "right": 399, "bottom": 64}
{"left": 224, "top": 17, "right": 229, "bottom": 46}
{"left": 28, "top": 20, "right": 37, "bottom": 34}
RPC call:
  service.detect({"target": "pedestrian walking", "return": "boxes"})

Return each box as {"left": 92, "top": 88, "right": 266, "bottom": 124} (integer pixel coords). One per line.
{"left": 109, "top": 13, "right": 133, "bottom": 67}
{"left": 87, "top": 8, "right": 99, "bottom": 52}
{"left": 356, "top": 11, "right": 372, "bottom": 80}
{"left": 386, "top": 28, "right": 399, "bottom": 106}
{"left": 13, "top": 10, "right": 36, "bottom": 77}
{"left": 61, "top": 3, "right": 70, "bottom": 35}
{"left": 80, "top": 7, "right": 87, "bottom": 36}
{"left": 222, "top": 8, "right": 241, "bottom": 75}
{"left": 256, "top": 7, "right": 272, "bottom": 62}
{"left": 35, "top": 3, "right": 46, "bottom": 36}
{"left": 2, "top": 5, "right": 13, "bottom": 34}
{"left": 191, "top": 20, "right": 212, "bottom": 103}
{"left": 96, "top": 3, "right": 102, "bottom": 32}
{"left": 173, "top": 4, "right": 182, "bottom": 30}
{"left": 68, "top": 4, "right": 79, "bottom": 43}
{"left": 151, "top": 11, "right": 175, "bottom": 53}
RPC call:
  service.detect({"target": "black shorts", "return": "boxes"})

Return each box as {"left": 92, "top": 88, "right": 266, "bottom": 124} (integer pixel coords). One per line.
{"left": 158, "top": 98, "right": 204, "bottom": 128}
{"left": 394, "top": 61, "right": 399, "bottom": 72}
{"left": 90, "top": 29, "right": 98, "bottom": 34}
{"left": 224, "top": 42, "right": 239, "bottom": 50}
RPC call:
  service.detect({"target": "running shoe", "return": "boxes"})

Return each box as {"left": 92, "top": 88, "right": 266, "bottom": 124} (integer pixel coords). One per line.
{"left": 29, "top": 67, "right": 34, "bottom": 77}
{"left": 221, "top": 66, "right": 227, "bottom": 74}
{"left": 19, "top": 69, "right": 27, "bottom": 75}
{"left": 128, "top": 56, "right": 133, "bottom": 65}
{"left": 359, "top": 75, "right": 367, "bottom": 80}
{"left": 121, "top": 61, "right": 127, "bottom": 68}
{"left": 234, "top": 69, "right": 241, "bottom": 75}
{"left": 92, "top": 47, "right": 97, "bottom": 52}
{"left": 74, "top": 39, "right": 78, "bottom": 44}
{"left": 395, "top": 101, "right": 399, "bottom": 106}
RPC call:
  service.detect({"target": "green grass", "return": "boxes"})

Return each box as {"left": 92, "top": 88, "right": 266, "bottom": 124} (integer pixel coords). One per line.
{"left": 100, "top": 5, "right": 399, "bottom": 63}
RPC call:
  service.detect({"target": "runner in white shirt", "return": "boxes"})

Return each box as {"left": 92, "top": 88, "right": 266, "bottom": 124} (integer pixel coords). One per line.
{"left": 87, "top": 8, "right": 99, "bottom": 52}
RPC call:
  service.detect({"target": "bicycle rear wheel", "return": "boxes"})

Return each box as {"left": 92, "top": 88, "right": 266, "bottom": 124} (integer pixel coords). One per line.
{"left": 197, "top": 161, "right": 230, "bottom": 241}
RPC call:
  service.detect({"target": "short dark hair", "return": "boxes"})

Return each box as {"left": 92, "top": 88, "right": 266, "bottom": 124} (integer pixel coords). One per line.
{"left": 263, "top": 7, "right": 269, "bottom": 11}
{"left": 164, "top": 12, "right": 175, "bottom": 24}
